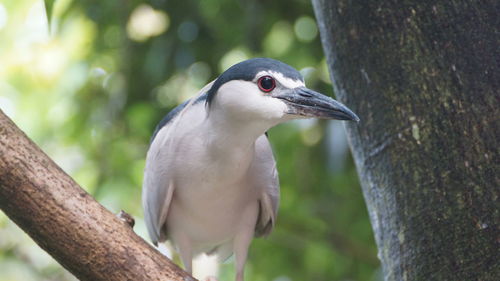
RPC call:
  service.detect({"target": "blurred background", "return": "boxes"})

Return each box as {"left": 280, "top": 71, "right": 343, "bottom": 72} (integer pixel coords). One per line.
{"left": 0, "top": 0, "right": 380, "bottom": 280}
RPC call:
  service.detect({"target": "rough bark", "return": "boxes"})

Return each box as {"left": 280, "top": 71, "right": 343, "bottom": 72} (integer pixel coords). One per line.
{"left": 312, "top": 1, "right": 499, "bottom": 280}
{"left": 0, "top": 110, "right": 195, "bottom": 281}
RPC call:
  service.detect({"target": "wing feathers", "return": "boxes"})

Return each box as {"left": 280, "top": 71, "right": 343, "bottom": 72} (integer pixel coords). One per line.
{"left": 143, "top": 124, "right": 176, "bottom": 245}
{"left": 253, "top": 135, "right": 280, "bottom": 237}
{"left": 143, "top": 81, "right": 215, "bottom": 245}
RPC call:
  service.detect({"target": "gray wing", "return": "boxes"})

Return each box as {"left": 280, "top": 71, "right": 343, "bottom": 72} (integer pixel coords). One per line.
{"left": 143, "top": 82, "right": 215, "bottom": 245}
{"left": 253, "top": 134, "right": 280, "bottom": 237}
{"left": 142, "top": 121, "right": 176, "bottom": 245}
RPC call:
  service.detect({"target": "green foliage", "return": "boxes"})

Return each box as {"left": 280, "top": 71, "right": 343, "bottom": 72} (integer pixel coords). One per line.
{"left": 0, "top": 0, "right": 379, "bottom": 280}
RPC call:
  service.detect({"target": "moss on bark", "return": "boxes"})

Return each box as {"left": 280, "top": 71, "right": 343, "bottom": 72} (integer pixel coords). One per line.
{"left": 313, "top": 0, "right": 499, "bottom": 280}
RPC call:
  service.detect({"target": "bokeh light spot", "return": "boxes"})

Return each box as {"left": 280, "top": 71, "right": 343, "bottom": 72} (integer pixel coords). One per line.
{"left": 294, "top": 16, "right": 318, "bottom": 42}
{"left": 188, "top": 61, "right": 211, "bottom": 86}
{"left": 34, "top": 43, "right": 66, "bottom": 79}
{"left": 127, "top": 5, "right": 169, "bottom": 42}
{"left": 0, "top": 3, "right": 7, "bottom": 31}
{"left": 177, "top": 21, "right": 199, "bottom": 43}
{"left": 263, "top": 21, "right": 294, "bottom": 56}
{"left": 219, "top": 48, "right": 249, "bottom": 72}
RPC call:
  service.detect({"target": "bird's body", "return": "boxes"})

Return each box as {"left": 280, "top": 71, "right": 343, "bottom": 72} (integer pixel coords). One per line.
{"left": 143, "top": 58, "right": 359, "bottom": 281}
{"left": 145, "top": 90, "right": 278, "bottom": 264}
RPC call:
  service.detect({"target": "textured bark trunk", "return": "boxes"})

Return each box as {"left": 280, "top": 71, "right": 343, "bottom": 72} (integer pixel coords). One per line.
{"left": 312, "top": 1, "right": 498, "bottom": 280}
{"left": 0, "top": 110, "right": 195, "bottom": 281}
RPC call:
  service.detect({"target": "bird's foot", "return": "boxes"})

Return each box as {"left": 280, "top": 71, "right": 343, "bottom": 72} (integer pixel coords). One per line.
{"left": 203, "top": 276, "right": 218, "bottom": 281}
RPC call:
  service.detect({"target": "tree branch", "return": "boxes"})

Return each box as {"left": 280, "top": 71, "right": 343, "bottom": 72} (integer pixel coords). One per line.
{"left": 0, "top": 110, "right": 196, "bottom": 281}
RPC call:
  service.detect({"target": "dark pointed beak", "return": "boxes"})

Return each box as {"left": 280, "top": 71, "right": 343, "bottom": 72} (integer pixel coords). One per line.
{"left": 274, "top": 87, "right": 360, "bottom": 122}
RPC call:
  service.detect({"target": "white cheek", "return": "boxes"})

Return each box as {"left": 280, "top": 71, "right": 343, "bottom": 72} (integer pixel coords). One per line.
{"left": 216, "top": 81, "right": 288, "bottom": 120}
{"left": 259, "top": 96, "right": 288, "bottom": 119}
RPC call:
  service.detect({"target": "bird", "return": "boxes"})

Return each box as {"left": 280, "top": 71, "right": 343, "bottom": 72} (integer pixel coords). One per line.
{"left": 142, "top": 58, "right": 359, "bottom": 281}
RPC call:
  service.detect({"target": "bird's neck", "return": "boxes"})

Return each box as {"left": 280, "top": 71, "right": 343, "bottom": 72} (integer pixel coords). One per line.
{"left": 197, "top": 106, "right": 279, "bottom": 184}
{"left": 203, "top": 108, "right": 274, "bottom": 155}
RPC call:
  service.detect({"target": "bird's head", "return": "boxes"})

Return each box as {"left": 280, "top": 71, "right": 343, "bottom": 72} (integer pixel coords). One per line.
{"left": 206, "top": 58, "right": 359, "bottom": 125}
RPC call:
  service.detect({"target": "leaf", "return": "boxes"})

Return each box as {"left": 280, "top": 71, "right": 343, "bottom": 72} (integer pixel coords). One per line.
{"left": 44, "top": 0, "right": 56, "bottom": 26}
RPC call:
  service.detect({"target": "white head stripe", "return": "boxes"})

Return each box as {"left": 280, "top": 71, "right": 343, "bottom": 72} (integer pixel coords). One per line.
{"left": 256, "top": 71, "right": 305, "bottom": 89}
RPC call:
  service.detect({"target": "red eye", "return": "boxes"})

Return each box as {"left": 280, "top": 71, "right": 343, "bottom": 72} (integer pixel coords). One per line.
{"left": 257, "top": 76, "right": 276, "bottom": 93}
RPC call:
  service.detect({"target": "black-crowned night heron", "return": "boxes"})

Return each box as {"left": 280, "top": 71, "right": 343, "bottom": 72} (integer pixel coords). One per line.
{"left": 142, "top": 58, "right": 359, "bottom": 281}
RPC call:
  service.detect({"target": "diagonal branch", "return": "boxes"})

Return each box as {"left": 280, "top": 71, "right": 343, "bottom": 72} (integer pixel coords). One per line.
{"left": 0, "top": 110, "right": 196, "bottom": 281}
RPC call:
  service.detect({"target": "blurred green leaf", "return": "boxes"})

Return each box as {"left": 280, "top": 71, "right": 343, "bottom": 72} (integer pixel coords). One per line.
{"left": 44, "top": 0, "right": 55, "bottom": 25}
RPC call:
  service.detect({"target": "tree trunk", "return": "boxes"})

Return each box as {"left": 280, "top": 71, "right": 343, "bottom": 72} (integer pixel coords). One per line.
{"left": 0, "top": 110, "right": 195, "bottom": 281}
{"left": 312, "top": 1, "right": 498, "bottom": 280}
